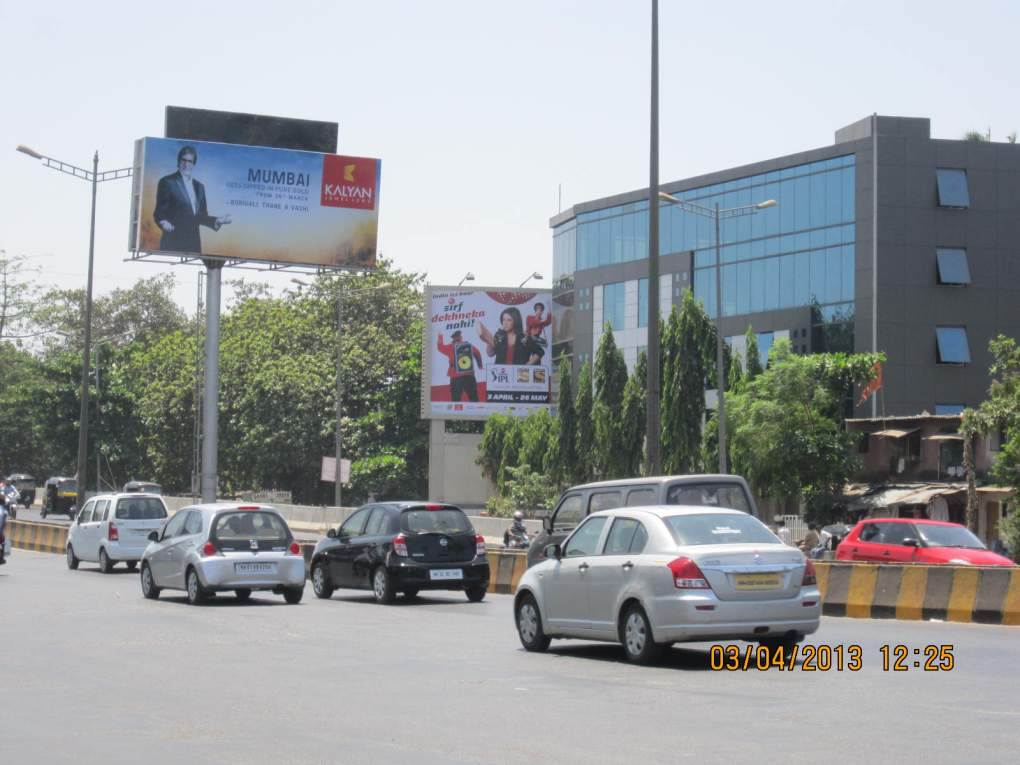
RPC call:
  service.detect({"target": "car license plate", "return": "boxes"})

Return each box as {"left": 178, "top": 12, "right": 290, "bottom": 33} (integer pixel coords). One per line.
{"left": 733, "top": 572, "right": 781, "bottom": 590}
{"left": 429, "top": 568, "right": 463, "bottom": 581}
{"left": 235, "top": 562, "right": 276, "bottom": 575}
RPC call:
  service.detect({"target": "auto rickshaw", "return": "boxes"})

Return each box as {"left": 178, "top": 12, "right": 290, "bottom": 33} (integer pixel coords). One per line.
{"left": 6, "top": 474, "right": 36, "bottom": 507}
{"left": 123, "top": 480, "right": 162, "bottom": 495}
{"left": 42, "top": 476, "right": 78, "bottom": 519}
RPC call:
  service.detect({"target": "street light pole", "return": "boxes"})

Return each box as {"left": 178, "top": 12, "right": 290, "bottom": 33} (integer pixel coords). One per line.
{"left": 17, "top": 144, "right": 131, "bottom": 509}
{"left": 713, "top": 202, "right": 727, "bottom": 473}
{"left": 646, "top": 0, "right": 661, "bottom": 476}
{"left": 335, "top": 290, "right": 343, "bottom": 508}
{"left": 657, "top": 193, "right": 777, "bottom": 474}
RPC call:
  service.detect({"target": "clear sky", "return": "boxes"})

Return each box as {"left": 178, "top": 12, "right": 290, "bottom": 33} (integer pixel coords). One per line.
{"left": 2, "top": 0, "right": 1017, "bottom": 312}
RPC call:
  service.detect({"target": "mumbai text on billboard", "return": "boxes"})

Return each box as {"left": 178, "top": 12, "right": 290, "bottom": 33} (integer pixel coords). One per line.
{"left": 129, "top": 137, "right": 380, "bottom": 269}
{"left": 423, "top": 287, "right": 554, "bottom": 419}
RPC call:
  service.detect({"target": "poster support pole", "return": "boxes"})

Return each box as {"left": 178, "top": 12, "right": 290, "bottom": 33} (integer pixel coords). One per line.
{"left": 201, "top": 260, "right": 222, "bottom": 503}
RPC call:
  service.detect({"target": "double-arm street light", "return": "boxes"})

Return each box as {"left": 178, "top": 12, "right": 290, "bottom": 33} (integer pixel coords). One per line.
{"left": 17, "top": 144, "right": 132, "bottom": 508}
{"left": 519, "top": 272, "right": 543, "bottom": 288}
{"left": 657, "top": 192, "right": 777, "bottom": 474}
{"left": 293, "top": 278, "right": 390, "bottom": 507}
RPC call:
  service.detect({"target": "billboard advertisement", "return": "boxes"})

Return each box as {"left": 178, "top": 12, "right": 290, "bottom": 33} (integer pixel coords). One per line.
{"left": 423, "top": 287, "right": 554, "bottom": 419}
{"left": 129, "top": 137, "right": 380, "bottom": 269}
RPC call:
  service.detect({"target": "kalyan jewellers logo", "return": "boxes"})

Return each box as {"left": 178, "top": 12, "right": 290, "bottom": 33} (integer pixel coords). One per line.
{"left": 321, "top": 155, "right": 377, "bottom": 210}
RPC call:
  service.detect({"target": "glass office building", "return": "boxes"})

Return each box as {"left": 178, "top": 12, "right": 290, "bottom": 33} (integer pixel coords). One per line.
{"left": 551, "top": 115, "right": 1020, "bottom": 416}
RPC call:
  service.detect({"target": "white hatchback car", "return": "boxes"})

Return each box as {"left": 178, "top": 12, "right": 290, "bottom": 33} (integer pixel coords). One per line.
{"left": 514, "top": 506, "right": 821, "bottom": 663}
{"left": 139, "top": 504, "right": 306, "bottom": 605}
{"left": 66, "top": 493, "right": 168, "bottom": 573}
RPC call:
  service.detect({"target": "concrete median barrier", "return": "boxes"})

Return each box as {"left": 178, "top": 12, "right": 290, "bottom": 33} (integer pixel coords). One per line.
{"left": 7, "top": 520, "right": 69, "bottom": 555}
{"left": 816, "top": 561, "right": 1020, "bottom": 626}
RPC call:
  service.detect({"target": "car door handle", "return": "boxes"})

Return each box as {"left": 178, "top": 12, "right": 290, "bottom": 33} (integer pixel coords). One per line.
{"left": 622, "top": 561, "right": 634, "bottom": 570}
{"left": 577, "top": 562, "right": 589, "bottom": 572}
{"left": 882, "top": 551, "right": 890, "bottom": 556}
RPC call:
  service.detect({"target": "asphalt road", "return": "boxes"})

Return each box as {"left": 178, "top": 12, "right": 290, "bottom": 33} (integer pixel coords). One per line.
{"left": 14, "top": 504, "right": 73, "bottom": 525}
{"left": 3, "top": 549, "right": 1017, "bottom": 765}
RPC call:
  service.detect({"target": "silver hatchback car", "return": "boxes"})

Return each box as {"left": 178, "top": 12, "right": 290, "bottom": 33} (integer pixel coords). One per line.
{"left": 139, "top": 504, "right": 306, "bottom": 605}
{"left": 514, "top": 506, "right": 821, "bottom": 664}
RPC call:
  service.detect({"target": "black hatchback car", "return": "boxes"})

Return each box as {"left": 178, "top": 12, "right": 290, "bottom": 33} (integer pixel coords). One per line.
{"left": 310, "top": 502, "right": 490, "bottom": 603}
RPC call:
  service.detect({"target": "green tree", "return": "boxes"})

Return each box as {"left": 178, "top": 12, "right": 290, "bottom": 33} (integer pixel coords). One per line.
{"left": 744, "top": 325, "right": 763, "bottom": 378}
{"left": 661, "top": 291, "right": 715, "bottom": 474}
{"left": 727, "top": 340, "right": 884, "bottom": 522}
{"left": 554, "top": 358, "right": 577, "bottom": 483}
{"left": 593, "top": 327, "right": 628, "bottom": 478}
{"left": 619, "top": 351, "right": 647, "bottom": 476}
{"left": 478, "top": 413, "right": 516, "bottom": 486}
{"left": 574, "top": 360, "right": 594, "bottom": 482}
{"left": 520, "top": 408, "right": 557, "bottom": 475}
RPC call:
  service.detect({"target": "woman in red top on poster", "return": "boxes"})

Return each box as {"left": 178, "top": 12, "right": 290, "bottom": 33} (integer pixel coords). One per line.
{"left": 477, "top": 307, "right": 543, "bottom": 365}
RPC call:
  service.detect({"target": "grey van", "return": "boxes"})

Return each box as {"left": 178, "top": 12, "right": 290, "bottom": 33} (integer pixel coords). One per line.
{"left": 526, "top": 474, "right": 760, "bottom": 568}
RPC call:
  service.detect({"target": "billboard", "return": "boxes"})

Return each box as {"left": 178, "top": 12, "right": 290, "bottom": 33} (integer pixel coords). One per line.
{"left": 423, "top": 286, "right": 554, "bottom": 419}
{"left": 129, "top": 137, "right": 380, "bottom": 269}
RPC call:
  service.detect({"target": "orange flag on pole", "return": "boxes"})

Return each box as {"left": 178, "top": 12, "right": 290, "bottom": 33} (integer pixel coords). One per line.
{"left": 857, "top": 362, "right": 883, "bottom": 406}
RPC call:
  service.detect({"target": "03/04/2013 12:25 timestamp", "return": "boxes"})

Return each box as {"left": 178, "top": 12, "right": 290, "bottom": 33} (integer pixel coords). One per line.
{"left": 709, "top": 644, "right": 955, "bottom": 672}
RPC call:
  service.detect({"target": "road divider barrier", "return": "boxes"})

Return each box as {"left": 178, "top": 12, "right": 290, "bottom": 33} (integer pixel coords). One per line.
{"left": 816, "top": 561, "right": 1020, "bottom": 626}
{"left": 8, "top": 520, "right": 69, "bottom": 555}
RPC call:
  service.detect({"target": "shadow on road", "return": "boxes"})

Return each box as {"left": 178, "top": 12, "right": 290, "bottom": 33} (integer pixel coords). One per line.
{"left": 539, "top": 642, "right": 715, "bottom": 671}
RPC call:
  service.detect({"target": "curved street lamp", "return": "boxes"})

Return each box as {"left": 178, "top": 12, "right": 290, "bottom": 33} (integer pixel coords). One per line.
{"left": 519, "top": 271, "right": 543, "bottom": 288}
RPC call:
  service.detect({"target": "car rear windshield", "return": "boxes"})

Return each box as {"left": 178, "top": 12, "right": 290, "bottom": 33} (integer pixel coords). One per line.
{"left": 917, "top": 524, "right": 985, "bottom": 550}
{"left": 115, "top": 498, "right": 167, "bottom": 520}
{"left": 213, "top": 511, "right": 290, "bottom": 548}
{"left": 666, "top": 482, "right": 752, "bottom": 513}
{"left": 401, "top": 508, "right": 472, "bottom": 535}
{"left": 663, "top": 513, "right": 779, "bottom": 546}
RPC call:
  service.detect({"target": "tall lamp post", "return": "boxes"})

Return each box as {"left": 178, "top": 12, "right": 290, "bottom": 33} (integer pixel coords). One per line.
{"left": 16, "top": 145, "right": 132, "bottom": 508}
{"left": 658, "top": 192, "right": 777, "bottom": 473}
{"left": 458, "top": 272, "right": 475, "bottom": 286}
{"left": 519, "top": 272, "right": 543, "bottom": 288}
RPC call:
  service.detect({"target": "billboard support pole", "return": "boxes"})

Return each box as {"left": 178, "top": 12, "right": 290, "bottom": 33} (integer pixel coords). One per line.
{"left": 335, "top": 289, "right": 343, "bottom": 508}
{"left": 201, "top": 261, "right": 222, "bottom": 503}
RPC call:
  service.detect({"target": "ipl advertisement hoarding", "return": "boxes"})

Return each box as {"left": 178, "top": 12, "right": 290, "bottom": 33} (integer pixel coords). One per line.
{"left": 423, "top": 287, "right": 554, "bottom": 419}
{"left": 129, "top": 137, "right": 380, "bottom": 269}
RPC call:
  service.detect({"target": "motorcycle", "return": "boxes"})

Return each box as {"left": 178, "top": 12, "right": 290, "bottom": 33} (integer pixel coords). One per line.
{"left": 503, "top": 525, "right": 531, "bottom": 550}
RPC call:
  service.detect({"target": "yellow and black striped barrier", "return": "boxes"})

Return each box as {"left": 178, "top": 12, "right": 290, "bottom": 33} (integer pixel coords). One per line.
{"left": 816, "top": 561, "right": 1020, "bottom": 626}
{"left": 7, "top": 520, "right": 69, "bottom": 555}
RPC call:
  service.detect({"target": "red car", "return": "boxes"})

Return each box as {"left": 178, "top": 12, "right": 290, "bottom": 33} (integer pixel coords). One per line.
{"left": 836, "top": 518, "right": 1014, "bottom": 566}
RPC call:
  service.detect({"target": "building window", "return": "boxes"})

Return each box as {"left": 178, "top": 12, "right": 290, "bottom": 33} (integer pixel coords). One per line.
{"left": 935, "top": 327, "right": 971, "bottom": 364}
{"left": 936, "top": 248, "right": 971, "bottom": 285}
{"left": 936, "top": 168, "right": 970, "bottom": 208}
{"left": 637, "top": 277, "right": 649, "bottom": 328}
{"left": 603, "top": 282, "right": 625, "bottom": 332}
{"left": 935, "top": 404, "right": 966, "bottom": 415}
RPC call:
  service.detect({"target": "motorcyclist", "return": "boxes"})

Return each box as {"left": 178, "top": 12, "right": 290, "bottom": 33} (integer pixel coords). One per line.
{"left": 0, "top": 486, "right": 9, "bottom": 565}
{"left": 503, "top": 511, "right": 529, "bottom": 548}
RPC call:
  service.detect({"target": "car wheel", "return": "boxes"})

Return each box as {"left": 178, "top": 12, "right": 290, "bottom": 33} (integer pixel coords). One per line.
{"left": 312, "top": 562, "right": 334, "bottom": 599}
{"left": 465, "top": 584, "right": 487, "bottom": 603}
{"left": 99, "top": 548, "right": 114, "bottom": 574}
{"left": 234, "top": 588, "right": 252, "bottom": 602}
{"left": 403, "top": 588, "right": 419, "bottom": 600}
{"left": 372, "top": 566, "right": 395, "bottom": 604}
{"left": 620, "top": 603, "right": 665, "bottom": 665}
{"left": 66, "top": 544, "right": 79, "bottom": 571}
{"left": 283, "top": 586, "right": 304, "bottom": 604}
{"left": 759, "top": 635, "right": 799, "bottom": 661}
{"left": 515, "top": 593, "right": 551, "bottom": 652}
{"left": 126, "top": 561, "right": 137, "bottom": 571}
{"left": 140, "top": 563, "right": 160, "bottom": 600}
{"left": 186, "top": 568, "right": 207, "bottom": 605}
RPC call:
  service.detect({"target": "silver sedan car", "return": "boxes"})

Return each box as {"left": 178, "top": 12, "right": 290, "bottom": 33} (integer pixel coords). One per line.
{"left": 140, "top": 504, "right": 306, "bottom": 605}
{"left": 514, "top": 506, "right": 821, "bottom": 663}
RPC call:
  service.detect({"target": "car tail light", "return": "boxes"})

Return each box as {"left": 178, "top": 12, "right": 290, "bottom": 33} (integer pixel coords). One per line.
{"left": 201, "top": 541, "right": 217, "bottom": 557}
{"left": 288, "top": 542, "right": 301, "bottom": 556}
{"left": 475, "top": 534, "right": 486, "bottom": 556}
{"left": 237, "top": 505, "right": 259, "bottom": 510}
{"left": 667, "top": 557, "right": 710, "bottom": 589}
{"left": 424, "top": 503, "right": 444, "bottom": 511}
{"left": 393, "top": 534, "right": 409, "bottom": 557}
{"left": 107, "top": 522, "right": 119, "bottom": 542}
{"left": 802, "top": 559, "right": 817, "bottom": 586}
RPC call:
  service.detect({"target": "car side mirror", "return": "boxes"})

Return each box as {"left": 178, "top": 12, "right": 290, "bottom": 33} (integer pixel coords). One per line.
{"left": 147, "top": 531, "right": 159, "bottom": 542}
{"left": 327, "top": 528, "right": 337, "bottom": 539}
{"left": 542, "top": 516, "right": 552, "bottom": 534}
{"left": 902, "top": 537, "right": 920, "bottom": 548}
{"left": 543, "top": 543, "right": 562, "bottom": 560}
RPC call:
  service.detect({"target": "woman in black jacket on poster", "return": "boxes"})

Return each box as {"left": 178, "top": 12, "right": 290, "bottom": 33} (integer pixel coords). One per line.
{"left": 477, "top": 307, "right": 543, "bottom": 365}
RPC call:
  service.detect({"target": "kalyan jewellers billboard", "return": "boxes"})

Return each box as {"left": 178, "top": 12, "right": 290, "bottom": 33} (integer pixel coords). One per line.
{"left": 422, "top": 286, "right": 554, "bottom": 420}
{"left": 129, "top": 137, "right": 380, "bottom": 269}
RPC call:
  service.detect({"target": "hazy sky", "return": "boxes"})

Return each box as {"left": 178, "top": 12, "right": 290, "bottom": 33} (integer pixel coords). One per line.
{"left": 2, "top": 0, "right": 1017, "bottom": 312}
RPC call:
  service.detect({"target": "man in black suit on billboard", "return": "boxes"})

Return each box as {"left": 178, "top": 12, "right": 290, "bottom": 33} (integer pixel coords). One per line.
{"left": 153, "top": 145, "right": 231, "bottom": 253}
